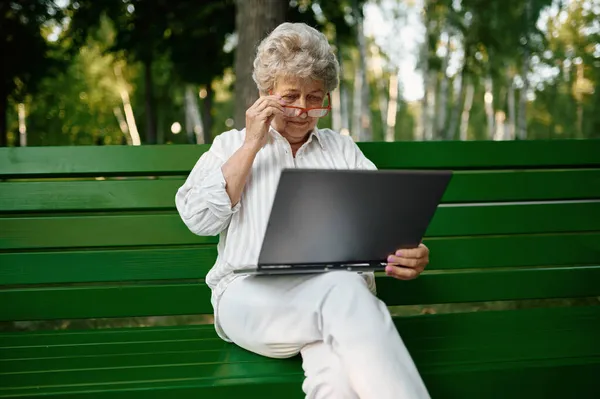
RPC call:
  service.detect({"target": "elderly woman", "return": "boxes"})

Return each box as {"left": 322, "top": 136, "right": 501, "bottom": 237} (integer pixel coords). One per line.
{"left": 176, "top": 22, "right": 430, "bottom": 399}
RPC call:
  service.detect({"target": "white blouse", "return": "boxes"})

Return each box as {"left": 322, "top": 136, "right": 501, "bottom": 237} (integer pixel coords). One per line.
{"left": 176, "top": 126, "right": 377, "bottom": 340}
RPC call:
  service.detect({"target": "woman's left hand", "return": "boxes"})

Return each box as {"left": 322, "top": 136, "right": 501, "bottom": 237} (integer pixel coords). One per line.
{"left": 385, "top": 243, "right": 429, "bottom": 280}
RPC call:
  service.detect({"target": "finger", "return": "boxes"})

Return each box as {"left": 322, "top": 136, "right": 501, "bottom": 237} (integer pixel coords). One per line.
{"left": 387, "top": 255, "right": 421, "bottom": 268}
{"left": 385, "top": 265, "right": 420, "bottom": 280}
{"left": 394, "top": 244, "right": 428, "bottom": 259}
{"left": 254, "top": 99, "right": 284, "bottom": 115}
{"left": 259, "top": 105, "right": 284, "bottom": 123}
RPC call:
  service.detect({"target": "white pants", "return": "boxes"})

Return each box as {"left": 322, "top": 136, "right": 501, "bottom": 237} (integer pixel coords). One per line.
{"left": 218, "top": 271, "right": 430, "bottom": 399}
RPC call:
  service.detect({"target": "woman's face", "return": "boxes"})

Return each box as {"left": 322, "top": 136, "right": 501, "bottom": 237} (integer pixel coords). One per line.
{"left": 269, "top": 76, "right": 326, "bottom": 144}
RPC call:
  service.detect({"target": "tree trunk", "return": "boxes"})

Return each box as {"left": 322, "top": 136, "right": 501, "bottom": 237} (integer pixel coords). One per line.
{"left": 144, "top": 58, "right": 158, "bottom": 144}
{"left": 0, "top": 73, "right": 7, "bottom": 146}
{"left": 507, "top": 70, "right": 516, "bottom": 140}
{"left": 185, "top": 85, "right": 203, "bottom": 144}
{"left": 418, "top": 16, "right": 429, "bottom": 141}
{"left": 385, "top": 73, "right": 399, "bottom": 142}
{"left": 371, "top": 46, "right": 388, "bottom": 133}
{"left": 460, "top": 80, "right": 474, "bottom": 140}
{"left": 425, "top": 71, "right": 436, "bottom": 140}
{"left": 435, "top": 34, "right": 450, "bottom": 139}
{"left": 447, "top": 69, "right": 464, "bottom": 140}
{"left": 517, "top": 0, "right": 531, "bottom": 140}
{"left": 352, "top": 63, "right": 362, "bottom": 141}
{"left": 353, "top": 0, "right": 372, "bottom": 141}
{"left": 484, "top": 74, "right": 495, "bottom": 139}
{"left": 234, "top": 0, "right": 286, "bottom": 129}
{"left": 335, "top": 35, "right": 350, "bottom": 136}
{"left": 202, "top": 85, "right": 214, "bottom": 144}
{"left": 17, "top": 103, "right": 26, "bottom": 146}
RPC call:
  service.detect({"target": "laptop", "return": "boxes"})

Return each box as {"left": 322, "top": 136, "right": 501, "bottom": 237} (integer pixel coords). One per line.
{"left": 234, "top": 168, "right": 452, "bottom": 275}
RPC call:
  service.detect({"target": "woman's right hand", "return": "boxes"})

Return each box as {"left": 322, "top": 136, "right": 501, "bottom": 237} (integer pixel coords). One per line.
{"left": 244, "top": 95, "right": 284, "bottom": 150}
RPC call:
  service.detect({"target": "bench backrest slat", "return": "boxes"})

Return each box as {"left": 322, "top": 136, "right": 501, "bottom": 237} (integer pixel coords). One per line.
{"left": 2, "top": 140, "right": 600, "bottom": 178}
{"left": 1, "top": 232, "right": 598, "bottom": 285}
{"left": 2, "top": 170, "right": 600, "bottom": 213}
{"left": 2, "top": 202, "right": 598, "bottom": 250}
{"left": 1, "top": 139, "right": 599, "bottom": 322}
{"left": 2, "top": 266, "right": 599, "bottom": 322}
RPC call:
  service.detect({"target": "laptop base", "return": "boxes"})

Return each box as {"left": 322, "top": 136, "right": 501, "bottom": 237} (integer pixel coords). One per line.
{"left": 233, "top": 263, "right": 386, "bottom": 276}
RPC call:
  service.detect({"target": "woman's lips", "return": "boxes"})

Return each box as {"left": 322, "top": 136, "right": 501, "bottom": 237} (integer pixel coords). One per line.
{"left": 288, "top": 120, "right": 308, "bottom": 125}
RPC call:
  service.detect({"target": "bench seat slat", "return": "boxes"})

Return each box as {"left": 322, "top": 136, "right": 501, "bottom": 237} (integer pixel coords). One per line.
{"left": 2, "top": 169, "right": 599, "bottom": 213}
{"left": 2, "top": 232, "right": 599, "bottom": 285}
{"left": 1, "top": 307, "right": 598, "bottom": 398}
{"left": 3, "top": 307, "right": 599, "bottom": 366}
{"left": 2, "top": 360, "right": 597, "bottom": 399}
{"left": 1, "top": 267, "right": 598, "bottom": 321}
{"left": 3, "top": 337, "right": 597, "bottom": 390}
{"left": 2, "top": 202, "right": 599, "bottom": 250}
{"left": 2, "top": 306, "right": 597, "bottom": 349}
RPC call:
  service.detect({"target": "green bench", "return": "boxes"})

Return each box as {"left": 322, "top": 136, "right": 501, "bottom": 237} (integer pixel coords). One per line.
{"left": 1, "top": 140, "right": 599, "bottom": 398}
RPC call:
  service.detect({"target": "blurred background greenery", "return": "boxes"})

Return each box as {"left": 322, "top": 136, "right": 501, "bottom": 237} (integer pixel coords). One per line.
{"left": 2, "top": 0, "right": 599, "bottom": 147}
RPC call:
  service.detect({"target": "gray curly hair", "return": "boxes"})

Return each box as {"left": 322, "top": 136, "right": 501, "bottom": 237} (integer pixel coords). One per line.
{"left": 252, "top": 22, "right": 340, "bottom": 94}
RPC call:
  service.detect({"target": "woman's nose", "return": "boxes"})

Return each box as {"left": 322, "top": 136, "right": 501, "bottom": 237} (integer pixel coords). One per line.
{"left": 296, "top": 96, "right": 307, "bottom": 108}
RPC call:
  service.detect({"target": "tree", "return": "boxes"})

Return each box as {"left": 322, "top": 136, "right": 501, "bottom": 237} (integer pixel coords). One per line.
{"left": 233, "top": 0, "right": 287, "bottom": 128}
{"left": 0, "top": 0, "right": 64, "bottom": 146}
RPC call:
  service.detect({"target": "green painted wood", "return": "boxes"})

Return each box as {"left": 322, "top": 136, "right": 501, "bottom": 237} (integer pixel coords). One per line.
{"left": 423, "top": 232, "right": 600, "bottom": 270}
{"left": 2, "top": 232, "right": 599, "bottom": 285}
{"left": 0, "top": 214, "right": 218, "bottom": 250}
{"left": 359, "top": 139, "right": 600, "bottom": 169}
{"left": 442, "top": 169, "right": 600, "bottom": 202}
{"left": 1, "top": 359, "right": 597, "bottom": 399}
{"left": 3, "top": 306, "right": 597, "bottom": 349}
{"left": 1, "top": 202, "right": 599, "bottom": 250}
{"left": 0, "top": 325, "right": 216, "bottom": 349}
{"left": 1, "top": 266, "right": 598, "bottom": 321}
{"left": 426, "top": 201, "right": 600, "bottom": 236}
{"left": 0, "top": 283, "right": 212, "bottom": 322}
{"left": 2, "top": 307, "right": 598, "bottom": 366}
{"left": 2, "top": 140, "right": 600, "bottom": 178}
{"left": 2, "top": 170, "right": 599, "bottom": 213}
{"left": 0, "top": 247, "right": 217, "bottom": 285}
{"left": 376, "top": 265, "right": 600, "bottom": 306}
{"left": 0, "top": 145, "right": 209, "bottom": 178}
{"left": 3, "top": 331, "right": 597, "bottom": 389}
{"left": 0, "top": 179, "right": 184, "bottom": 212}
{"left": 1, "top": 307, "right": 598, "bottom": 398}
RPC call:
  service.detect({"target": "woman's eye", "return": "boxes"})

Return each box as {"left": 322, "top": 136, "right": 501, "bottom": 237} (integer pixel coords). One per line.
{"left": 283, "top": 95, "right": 297, "bottom": 101}
{"left": 308, "top": 96, "right": 323, "bottom": 103}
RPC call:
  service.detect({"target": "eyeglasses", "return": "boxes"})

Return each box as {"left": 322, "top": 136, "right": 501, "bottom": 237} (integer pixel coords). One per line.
{"left": 272, "top": 92, "right": 331, "bottom": 118}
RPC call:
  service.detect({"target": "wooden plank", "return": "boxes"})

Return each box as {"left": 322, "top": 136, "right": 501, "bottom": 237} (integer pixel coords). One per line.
{"left": 1, "top": 202, "right": 598, "bottom": 250}
{"left": 1, "top": 266, "right": 598, "bottom": 321}
{"left": 2, "top": 330, "right": 596, "bottom": 389}
{"left": 0, "top": 247, "right": 216, "bottom": 285}
{"left": 0, "top": 214, "right": 218, "bottom": 250}
{"left": 0, "top": 325, "right": 216, "bottom": 349}
{"left": 0, "top": 179, "right": 184, "bottom": 212}
{"left": 1, "top": 308, "right": 598, "bottom": 399}
{"left": 427, "top": 201, "right": 600, "bottom": 236}
{"left": 376, "top": 265, "right": 600, "bottom": 306}
{"left": 359, "top": 139, "right": 600, "bottom": 169}
{"left": 2, "top": 140, "right": 600, "bottom": 179}
{"left": 2, "top": 306, "right": 597, "bottom": 362}
{"left": 2, "top": 170, "right": 600, "bottom": 213}
{"left": 2, "top": 232, "right": 599, "bottom": 285}
{"left": 0, "top": 283, "right": 213, "bottom": 322}
{"left": 424, "top": 232, "right": 600, "bottom": 270}
{"left": 1, "top": 359, "right": 597, "bottom": 399}
{"left": 442, "top": 169, "right": 600, "bottom": 202}
{"left": 3, "top": 306, "right": 596, "bottom": 350}
{"left": 0, "top": 145, "right": 209, "bottom": 178}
